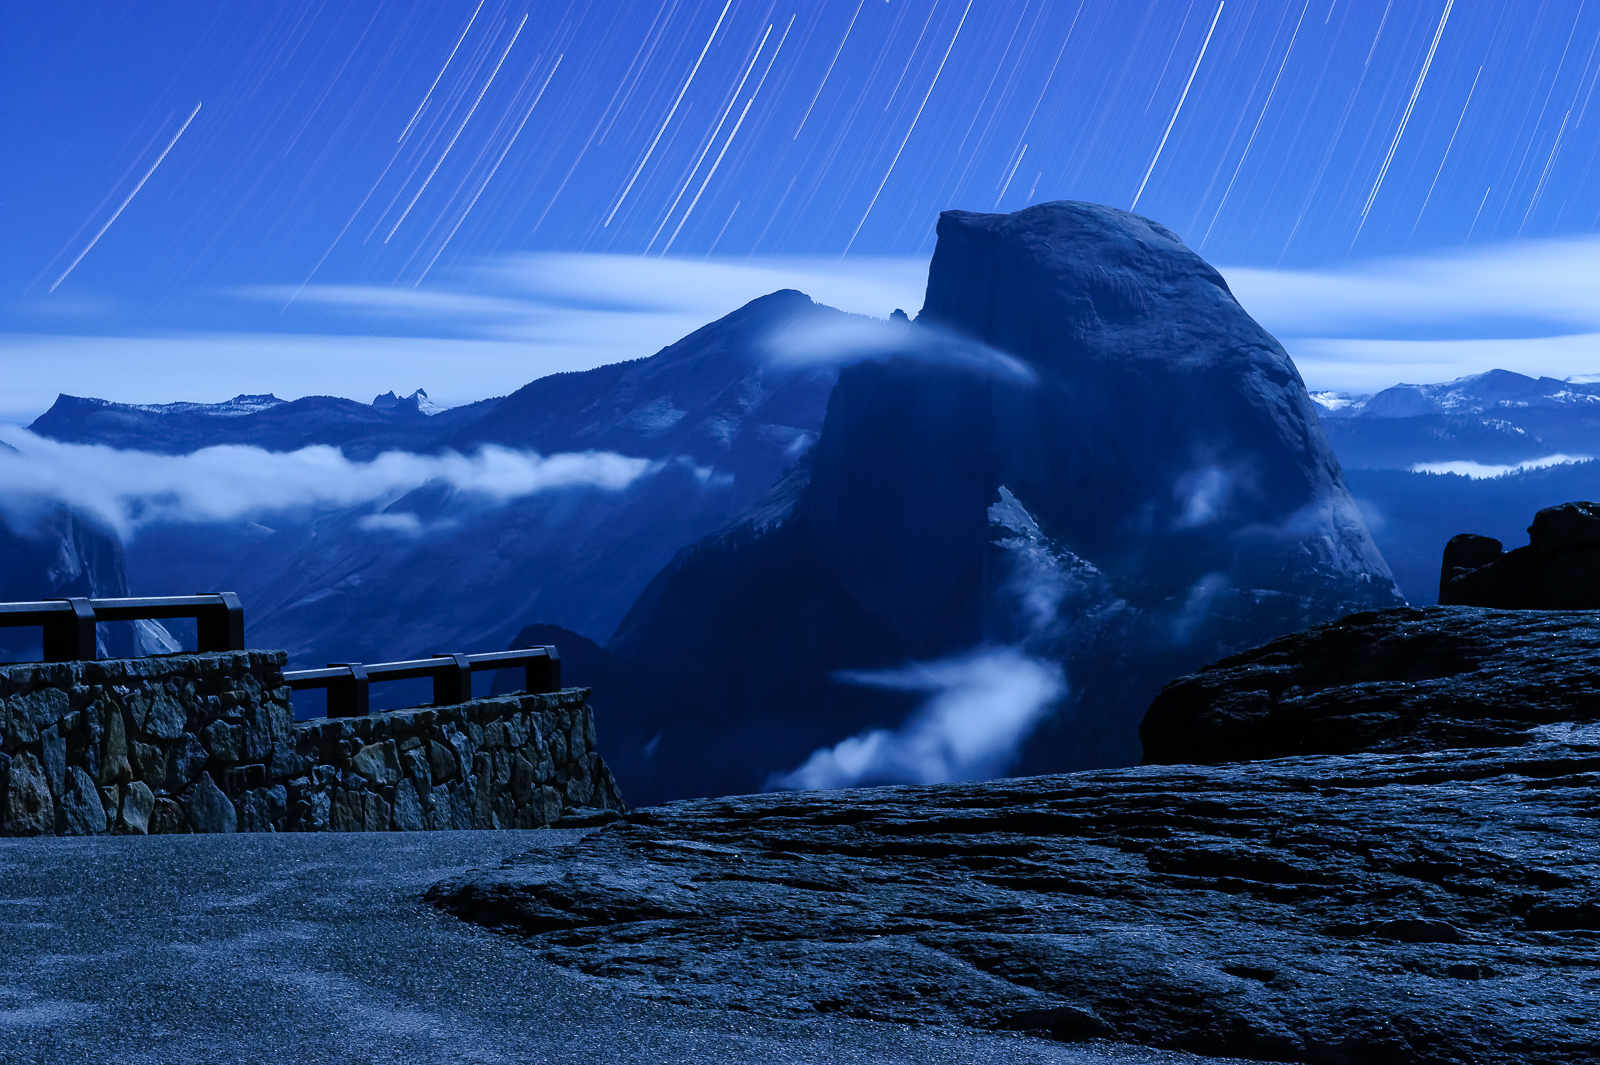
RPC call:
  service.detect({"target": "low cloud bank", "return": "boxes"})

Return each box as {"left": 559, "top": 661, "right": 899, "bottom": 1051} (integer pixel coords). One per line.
{"left": 0, "top": 428, "right": 652, "bottom": 539}
{"left": 1221, "top": 237, "right": 1600, "bottom": 393}
{"left": 772, "top": 647, "right": 1064, "bottom": 792}
{"left": 1411, "top": 454, "right": 1591, "bottom": 480}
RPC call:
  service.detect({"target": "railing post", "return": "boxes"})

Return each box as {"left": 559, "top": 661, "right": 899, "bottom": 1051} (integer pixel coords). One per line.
{"left": 327, "top": 663, "right": 370, "bottom": 717}
{"left": 526, "top": 645, "right": 561, "bottom": 694}
{"left": 430, "top": 653, "right": 472, "bottom": 705}
{"left": 43, "top": 598, "right": 96, "bottom": 662}
{"left": 195, "top": 592, "right": 245, "bottom": 652}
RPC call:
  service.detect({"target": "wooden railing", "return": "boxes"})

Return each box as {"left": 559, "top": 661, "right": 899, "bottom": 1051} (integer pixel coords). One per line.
{"left": 0, "top": 594, "right": 243, "bottom": 661}
{"left": 283, "top": 647, "right": 561, "bottom": 718}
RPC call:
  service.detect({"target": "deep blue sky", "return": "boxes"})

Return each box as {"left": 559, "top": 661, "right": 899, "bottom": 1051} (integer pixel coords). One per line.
{"left": 4, "top": 0, "right": 1600, "bottom": 411}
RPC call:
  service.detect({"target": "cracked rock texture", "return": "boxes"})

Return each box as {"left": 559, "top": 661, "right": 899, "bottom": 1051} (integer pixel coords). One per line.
{"left": 1139, "top": 607, "right": 1600, "bottom": 765}
{"left": 429, "top": 723, "right": 1600, "bottom": 1064}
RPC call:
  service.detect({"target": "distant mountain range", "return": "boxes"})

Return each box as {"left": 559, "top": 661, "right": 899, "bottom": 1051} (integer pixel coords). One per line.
{"left": 24, "top": 291, "right": 849, "bottom": 720}
{"left": 9, "top": 201, "right": 1598, "bottom": 804}
{"left": 1313, "top": 369, "right": 1600, "bottom": 419}
{"left": 1297, "top": 369, "right": 1600, "bottom": 606}
{"left": 1309, "top": 369, "right": 1600, "bottom": 470}
{"left": 31, "top": 389, "right": 497, "bottom": 459}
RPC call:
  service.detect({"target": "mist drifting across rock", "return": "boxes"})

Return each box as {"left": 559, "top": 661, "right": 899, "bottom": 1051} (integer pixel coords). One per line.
{"left": 600, "top": 202, "right": 1402, "bottom": 804}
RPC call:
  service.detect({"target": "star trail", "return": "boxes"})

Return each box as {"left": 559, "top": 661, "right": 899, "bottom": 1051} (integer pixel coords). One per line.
{"left": 3, "top": 0, "right": 1600, "bottom": 406}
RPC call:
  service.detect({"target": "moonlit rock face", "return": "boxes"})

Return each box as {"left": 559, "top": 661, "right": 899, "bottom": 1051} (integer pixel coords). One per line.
{"left": 915, "top": 201, "right": 1400, "bottom": 603}
{"left": 603, "top": 203, "right": 1405, "bottom": 803}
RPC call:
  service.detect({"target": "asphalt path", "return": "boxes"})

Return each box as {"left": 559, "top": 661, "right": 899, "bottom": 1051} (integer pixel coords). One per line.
{"left": 0, "top": 831, "right": 1271, "bottom": 1064}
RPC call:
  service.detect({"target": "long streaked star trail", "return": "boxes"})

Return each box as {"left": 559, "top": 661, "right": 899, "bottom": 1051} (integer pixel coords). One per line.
{"left": 48, "top": 102, "right": 202, "bottom": 292}
{"left": 1132, "top": 0, "right": 1224, "bottom": 211}
{"left": 3, "top": 0, "right": 1598, "bottom": 358}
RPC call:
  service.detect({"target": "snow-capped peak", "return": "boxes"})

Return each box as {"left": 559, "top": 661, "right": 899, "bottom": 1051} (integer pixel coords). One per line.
{"left": 372, "top": 389, "right": 445, "bottom": 416}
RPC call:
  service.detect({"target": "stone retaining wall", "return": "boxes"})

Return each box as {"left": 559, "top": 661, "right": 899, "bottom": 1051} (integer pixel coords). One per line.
{"left": 0, "top": 651, "right": 624, "bottom": 835}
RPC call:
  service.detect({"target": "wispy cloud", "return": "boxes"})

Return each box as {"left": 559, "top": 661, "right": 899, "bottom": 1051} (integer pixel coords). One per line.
{"left": 482, "top": 252, "right": 928, "bottom": 318}
{"left": 11, "top": 238, "right": 1600, "bottom": 425}
{"left": 1283, "top": 333, "right": 1600, "bottom": 396}
{"left": 763, "top": 314, "right": 1035, "bottom": 382}
{"left": 1226, "top": 237, "right": 1600, "bottom": 334}
{"left": 2, "top": 254, "right": 929, "bottom": 424}
{"left": 0, "top": 428, "right": 652, "bottom": 539}
{"left": 236, "top": 285, "right": 537, "bottom": 319}
{"left": 1220, "top": 236, "right": 1600, "bottom": 392}
{"left": 771, "top": 647, "right": 1064, "bottom": 791}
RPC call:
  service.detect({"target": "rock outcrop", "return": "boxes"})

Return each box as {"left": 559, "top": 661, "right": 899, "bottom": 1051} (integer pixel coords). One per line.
{"left": 1439, "top": 501, "right": 1600, "bottom": 608}
{"left": 430, "top": 595, "right": 1600, "bottom": 1063}
{"left": 429, "top": 722, "right": 1600, "bottom": 1064}
{"left": 1139, "top": 606, "right": 1600, "bottom": 763}
{"left": 599, "top": 202, "right": 1402, "bottom": 803}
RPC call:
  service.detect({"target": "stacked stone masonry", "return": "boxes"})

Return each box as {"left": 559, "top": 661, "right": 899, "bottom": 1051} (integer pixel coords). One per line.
{"left": 0, "top": 651, "right": 625, "bottom": 836}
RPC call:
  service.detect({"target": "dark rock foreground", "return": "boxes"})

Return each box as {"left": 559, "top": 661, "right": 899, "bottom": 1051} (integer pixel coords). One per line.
{"left": 1439, "top": 501, "right": 1600, "bottom": 609}
{"left": 429, "top": 726, "right": 1600, "bottom": 1064}
{"left": 1140, "top": 607, "right": 1600, "bottom": 765}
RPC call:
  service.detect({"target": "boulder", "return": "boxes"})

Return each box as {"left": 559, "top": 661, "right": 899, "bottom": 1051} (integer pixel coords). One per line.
{"left": 99, "top": 704, "right": 132, "bottom": 784}
{"left": 118, "top": 781, "right": 155, "bottom": 834}
{"left": 58, "top": 767, "right": 108, "bottom": 835}
{"left": 148, "top": 796, "right": 188, "bottom": 834}
{"left": 1440, "top": 501, "right": 1600, "bottom": 607}
{"left": 1139, "top": 606, "right": 1600, "bottom": 764}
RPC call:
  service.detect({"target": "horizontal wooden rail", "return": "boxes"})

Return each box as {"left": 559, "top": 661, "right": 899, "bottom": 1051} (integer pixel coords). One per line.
{"left": 0, "top": 593, "right": 243, "bottom": 661}
{"left": 283, "top": 646, "right": 561, "bottom": 718}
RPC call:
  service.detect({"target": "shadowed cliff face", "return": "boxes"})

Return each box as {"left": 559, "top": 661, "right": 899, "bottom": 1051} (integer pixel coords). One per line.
{"left": 601, "top": 202, "right": 1402, "bottom": 805}
{"left": 0, "top": 503, "right": 138, "bottom": 659}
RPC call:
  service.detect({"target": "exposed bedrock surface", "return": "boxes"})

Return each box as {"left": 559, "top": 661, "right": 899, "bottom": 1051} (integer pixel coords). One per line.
{"left": 429, "top": 727, "right": 1600, "bottom": 1065}
{"left": 1139, "top": 606, "right": 1600, "bottom": 765}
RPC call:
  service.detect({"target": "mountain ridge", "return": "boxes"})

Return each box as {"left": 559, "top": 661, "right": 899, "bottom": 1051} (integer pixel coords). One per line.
{"left": 596, "top": 201, "right": 1403, "bottom": 803}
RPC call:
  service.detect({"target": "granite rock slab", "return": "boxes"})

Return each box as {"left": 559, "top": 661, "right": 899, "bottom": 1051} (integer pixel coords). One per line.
{"left": 1139, "top": 606, "right": 1600, "bottom": 765}
{"left": 429, "top": 726, "right": 1600, "bottom": 1064}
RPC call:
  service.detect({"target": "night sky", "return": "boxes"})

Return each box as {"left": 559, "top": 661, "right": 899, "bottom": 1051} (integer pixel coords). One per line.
{"left": 4, "top": 0, "right": 1599, "bottom": 413}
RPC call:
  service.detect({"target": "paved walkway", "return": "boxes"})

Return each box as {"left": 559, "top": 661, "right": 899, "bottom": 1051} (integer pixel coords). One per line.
{"left": 0, "top": 831, "right": 1266, "bottom": 1064}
